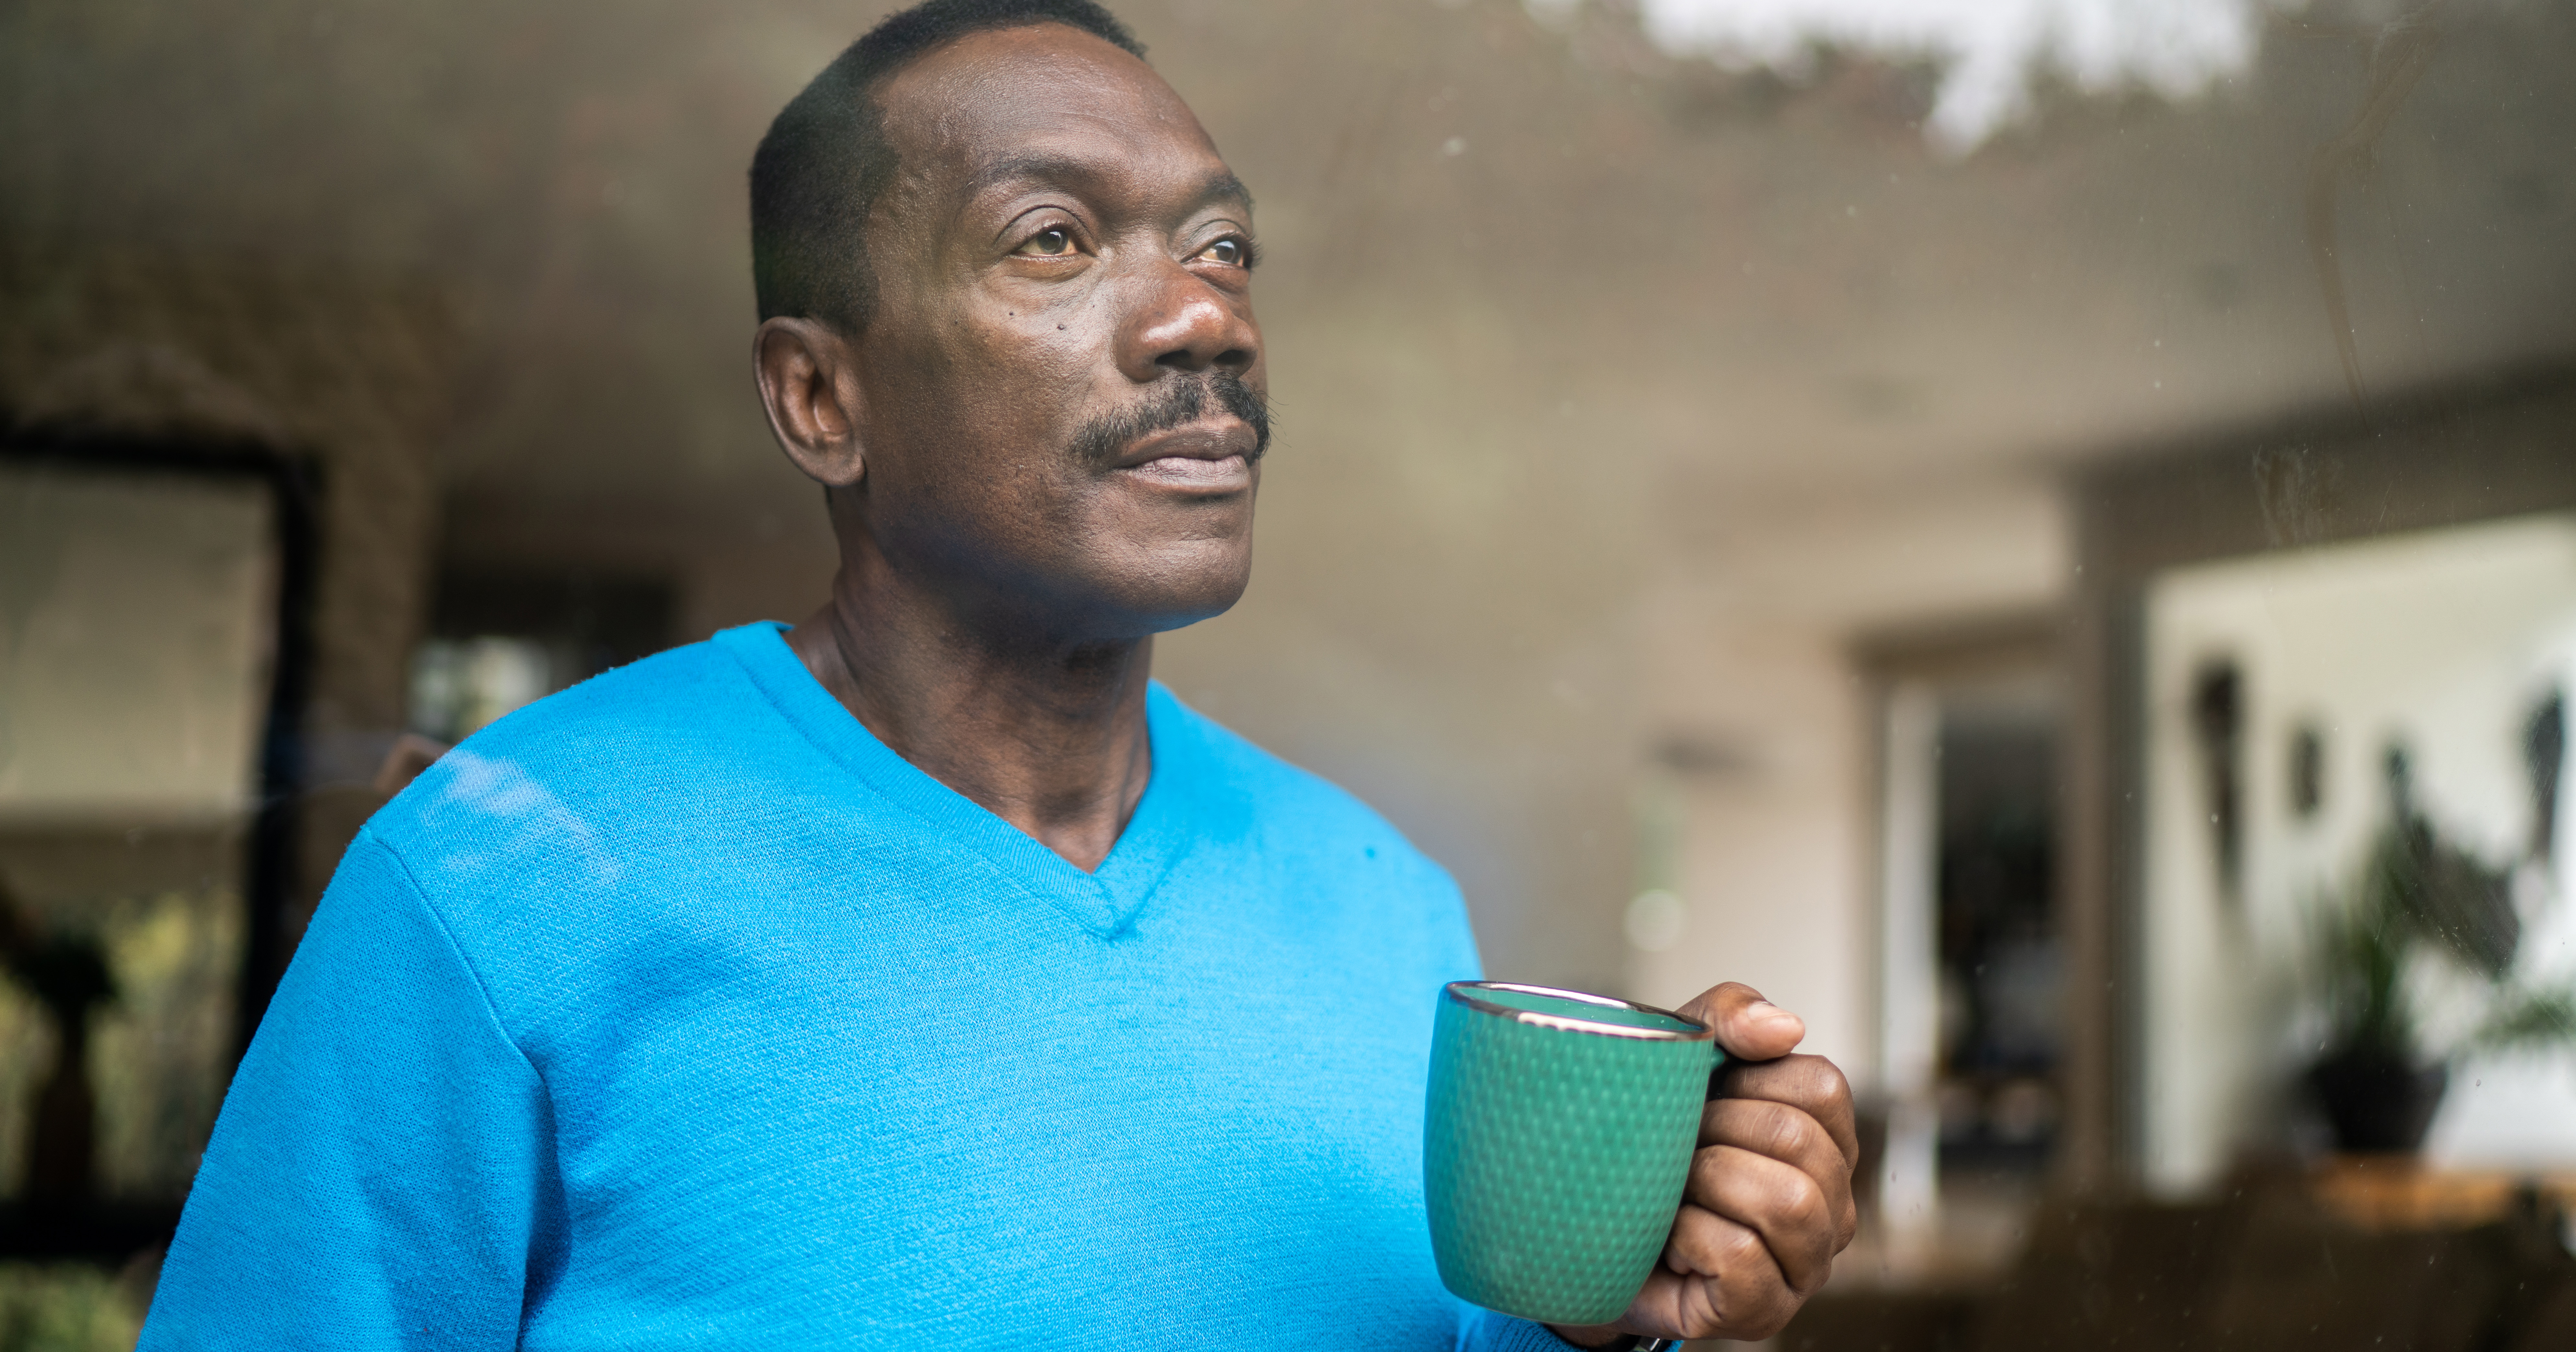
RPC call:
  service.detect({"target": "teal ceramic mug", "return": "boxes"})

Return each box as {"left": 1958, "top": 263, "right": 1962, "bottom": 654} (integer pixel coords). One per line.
{"left": 1423, "top": 981, "right": 1722, "bottom": 1328}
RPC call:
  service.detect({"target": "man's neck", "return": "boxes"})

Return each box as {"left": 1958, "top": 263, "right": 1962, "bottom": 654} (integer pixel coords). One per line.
{"left": 783, "top": 564, "right": 1155, "bottom": 874}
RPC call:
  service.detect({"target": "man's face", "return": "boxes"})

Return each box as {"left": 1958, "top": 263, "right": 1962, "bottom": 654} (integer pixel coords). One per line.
{"left": 842, "top": 24, "right": 1265, "bottom": 641}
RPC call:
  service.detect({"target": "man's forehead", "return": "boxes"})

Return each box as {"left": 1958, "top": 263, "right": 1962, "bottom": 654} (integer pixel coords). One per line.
{"left": 872, "top": 24, "right": 1226, "bottom": 199}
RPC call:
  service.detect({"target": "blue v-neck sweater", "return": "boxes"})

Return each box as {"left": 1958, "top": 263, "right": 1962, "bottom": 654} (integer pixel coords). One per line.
{"left": 143, "top": 623, "right": 1569, "bottom": 1351}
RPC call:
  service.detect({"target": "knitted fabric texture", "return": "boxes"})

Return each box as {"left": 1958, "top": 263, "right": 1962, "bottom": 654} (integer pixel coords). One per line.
{"left": 143, "top": 623, "right": 1577, "bottom": 1351}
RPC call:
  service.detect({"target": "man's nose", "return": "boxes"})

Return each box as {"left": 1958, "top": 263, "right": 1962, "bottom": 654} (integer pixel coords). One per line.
{"left": 1116, "top": 260, "right": 1258, "bottom": 382}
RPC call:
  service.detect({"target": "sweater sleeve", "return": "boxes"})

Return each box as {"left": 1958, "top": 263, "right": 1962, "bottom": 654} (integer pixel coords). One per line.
{"left": 141, "top": 829, "right": 555, "bottom": 1350}
{"left": 1456, "top": 1305, "right": 1591, "bottom": 1352}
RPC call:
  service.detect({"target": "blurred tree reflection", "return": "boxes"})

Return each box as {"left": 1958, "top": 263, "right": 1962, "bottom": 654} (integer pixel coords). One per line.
{"left": 0, "top": 890, "right": 111, "bottom": 1209}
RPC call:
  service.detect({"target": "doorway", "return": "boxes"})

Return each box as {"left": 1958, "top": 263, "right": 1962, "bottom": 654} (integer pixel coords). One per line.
{"left": 1868, "top": 620, "right": 2064, "bottom": 1275}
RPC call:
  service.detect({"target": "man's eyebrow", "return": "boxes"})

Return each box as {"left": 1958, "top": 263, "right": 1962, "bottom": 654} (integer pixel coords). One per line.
{"left": 964, "top": 154, "right": 1255, "bottom": 218}
{"left": 1195, "top": 170, "right": 1254, "bottom": 215}
{"left": 964, "top": 152, "right": 1096, "bottom": 201}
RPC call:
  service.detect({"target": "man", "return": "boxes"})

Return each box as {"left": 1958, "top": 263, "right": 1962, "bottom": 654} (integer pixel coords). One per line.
{"left": 143, "top": 2, "right": 1856, "bottom": 1346}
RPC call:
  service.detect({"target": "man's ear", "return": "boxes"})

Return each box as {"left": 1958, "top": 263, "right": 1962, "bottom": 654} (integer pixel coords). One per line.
{"left": 754, "top": 316, "right": 868, "bottom": 489}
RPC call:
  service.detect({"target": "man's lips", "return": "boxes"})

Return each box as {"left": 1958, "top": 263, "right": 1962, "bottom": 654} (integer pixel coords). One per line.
{"left": 1111, "top": 420, "right": 1258, "bottom": 491}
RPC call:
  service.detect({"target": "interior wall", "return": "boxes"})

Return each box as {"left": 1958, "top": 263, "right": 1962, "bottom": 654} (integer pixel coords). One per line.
{"left": 1631, "top": 475, "right": 2070, "bottom": 1079}
{"left": 2140, "top": 513, "right": 2576, "bottom": 1193}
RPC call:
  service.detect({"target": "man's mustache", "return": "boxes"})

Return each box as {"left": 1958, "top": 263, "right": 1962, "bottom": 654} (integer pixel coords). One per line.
{"left": 1070, "top": 370, "right": 1270, "bottom": 469}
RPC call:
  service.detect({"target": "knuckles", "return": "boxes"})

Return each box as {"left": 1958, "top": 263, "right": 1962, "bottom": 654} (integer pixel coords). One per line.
{"left": 1703, "top": 1096, "right": 1830, "bottom": 1165}
{"left": 1685, "top": 1251, "right": 1800, "bottom": 1340}
{"left": 1721, "top": 1052, "right": 1851, "bottom": 1113}
{"left": 1666, "top": 1204, "right": 1766, "bottom": 1278}
{"left": 1779, "top": 1172, "right": 1834, "bottom": 1245}
{"left": 1715, "top": 1213, "right": 1771, "bottom": 1270}
{"left": 1685, "top": 1145, "right": 1834, "bottom": 1247}
{"left": 1662, "top": 1204, "right": 1821, "bottom": 1343}
{"left": 1719, "top": 1053, "right": 1859, "bottom": 1165}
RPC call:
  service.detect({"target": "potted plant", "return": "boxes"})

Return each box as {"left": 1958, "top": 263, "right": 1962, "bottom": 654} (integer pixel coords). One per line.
{"left": 2304, "top": 749, "right": 2576, "bottom": 1152}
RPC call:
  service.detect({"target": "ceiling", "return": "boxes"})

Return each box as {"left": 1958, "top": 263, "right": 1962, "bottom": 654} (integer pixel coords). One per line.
{"left": 6, "top": 0, "right": 2568, "bottom": 520}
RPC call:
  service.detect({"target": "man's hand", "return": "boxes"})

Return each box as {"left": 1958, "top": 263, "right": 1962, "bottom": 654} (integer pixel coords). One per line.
{"left": 1549, "top": 983, "right": 1859, "bottom": 1347}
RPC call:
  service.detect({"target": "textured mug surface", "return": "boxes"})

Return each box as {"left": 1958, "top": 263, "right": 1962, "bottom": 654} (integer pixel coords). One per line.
{"left": 1423, "top": 982, "right": 1721, "bottom": 1326}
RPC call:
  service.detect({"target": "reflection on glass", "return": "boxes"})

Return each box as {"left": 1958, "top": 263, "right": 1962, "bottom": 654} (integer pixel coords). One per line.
{"left": 0, "top": 0, "right": 2570, "bottom": 1342}
{"left": 407, "top": 637, "right": 552, "bottom": 744}
{"left": 2146, "top": 515, "right": 2576, "bottom": 1188}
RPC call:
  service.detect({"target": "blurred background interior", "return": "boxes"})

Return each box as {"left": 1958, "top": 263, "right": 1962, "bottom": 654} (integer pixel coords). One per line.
{"left": 3, "top": 0, "right": 2575, "bottom": 1346}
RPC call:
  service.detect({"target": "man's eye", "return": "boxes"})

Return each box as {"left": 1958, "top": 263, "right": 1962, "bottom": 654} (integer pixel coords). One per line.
{"left": 1017, "top": 227, "right": 1075, "bottom": 257}
{"left": 1199, "top": 238, "right": 1246, "bottom": 267}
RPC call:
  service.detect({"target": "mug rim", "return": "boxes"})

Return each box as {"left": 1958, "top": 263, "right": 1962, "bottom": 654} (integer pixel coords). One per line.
{"left": 1443, "top": 980, "right": 1716, "bottom": 1042}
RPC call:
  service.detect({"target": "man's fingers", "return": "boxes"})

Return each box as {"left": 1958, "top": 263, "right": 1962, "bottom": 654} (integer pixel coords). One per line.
{"left": 1676, "top": 981, "right": 1805, "bottom": 1062}
{"left": 1680, "top": 1143, "right": 1838, "bottom": 1293}
{"left": 1715, "top": 1052, "right": 1860, "bottom": 1177}
{"left": 1606, "top": 1015, "right": 1860, "bottom": 1345}
{"left": 1619, "top": 1206, "right": 1802, "bottom": 1342}
{"left": 1702, "top": 1097, "right": 1860, "bottom": 1252}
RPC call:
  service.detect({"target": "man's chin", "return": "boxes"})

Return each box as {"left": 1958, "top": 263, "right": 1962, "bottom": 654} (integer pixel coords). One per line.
{"left": 1093, "top": 541, "right": 1254, "bottom": 636}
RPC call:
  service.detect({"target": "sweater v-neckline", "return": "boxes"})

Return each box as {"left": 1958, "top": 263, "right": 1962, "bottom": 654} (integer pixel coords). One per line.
{"left": 716, "top": 622, "right": 1187, "bottom": 938}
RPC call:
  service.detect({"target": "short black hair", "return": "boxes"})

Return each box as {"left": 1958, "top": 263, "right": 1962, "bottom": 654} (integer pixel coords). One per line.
{"left": 750, "top": 0, "right": 1147, "bottom": 331}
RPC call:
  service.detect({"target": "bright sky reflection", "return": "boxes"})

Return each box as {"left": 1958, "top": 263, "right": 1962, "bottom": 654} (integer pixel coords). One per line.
{"left": 1535, "top": 0, "right": 2291, "bottom": 153}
